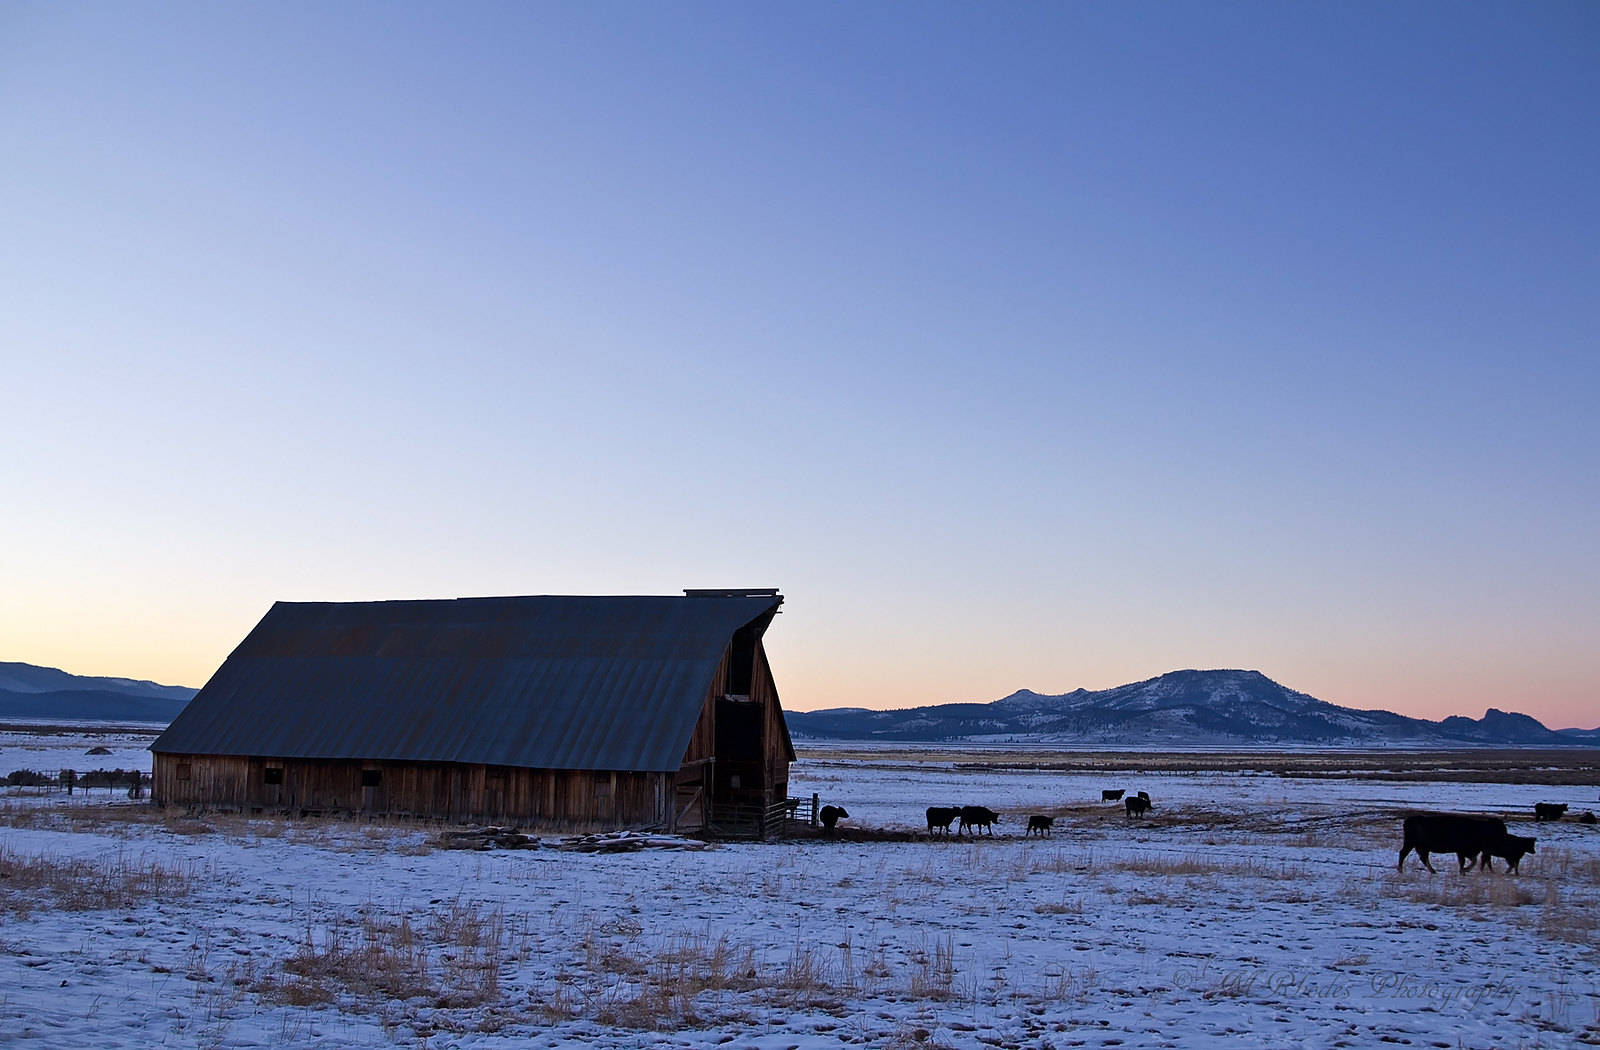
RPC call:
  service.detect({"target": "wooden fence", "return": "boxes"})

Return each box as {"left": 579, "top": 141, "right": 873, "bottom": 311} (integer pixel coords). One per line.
{"left": 1, "top": 769, "right": 151, "bottom": 797}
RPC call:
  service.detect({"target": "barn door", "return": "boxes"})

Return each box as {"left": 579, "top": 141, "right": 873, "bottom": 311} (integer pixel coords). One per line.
{"left": 360, "top": 768, "right": 383, "bottom": 815}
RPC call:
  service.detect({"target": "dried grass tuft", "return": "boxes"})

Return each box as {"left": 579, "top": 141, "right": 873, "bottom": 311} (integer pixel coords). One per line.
{"left": 255, "top": 900, "right": 508, "bottom": 1011}
{"left": 1102, "top": 851, "right": 1308, "bottom": 879}
{"left": 0, "top": 845, "right": 197, "bottom": 915}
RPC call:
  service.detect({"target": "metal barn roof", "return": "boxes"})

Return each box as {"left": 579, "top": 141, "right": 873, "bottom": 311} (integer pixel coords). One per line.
{"left": 151, "top": 593, "right": 783, "bottom": 772}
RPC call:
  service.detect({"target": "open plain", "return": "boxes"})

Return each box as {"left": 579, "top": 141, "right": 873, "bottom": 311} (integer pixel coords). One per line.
{"left": 1, "top": 730, "right": 1597, "bottom": 1049}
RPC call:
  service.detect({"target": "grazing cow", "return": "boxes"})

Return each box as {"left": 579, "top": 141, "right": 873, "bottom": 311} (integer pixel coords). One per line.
{"left": 1101, "top": 789, "right": 1125, "bottom": 802}
{"left": 1534, "top": 802, "right": 1568, "bottom": 822}
{"left": 1398, "top": 814, "right": 1509, "bottom": 873}
{"left": 1473, "top": 834, "right": 1537, "bottom": 874}
{"left": 1579, "top": 812, "right": 1597, "bottom": 825}
{"left": 1026, "top": 815, "right": 1054, "bottom": 837}
{"left": 1124, "top": 796, "right": 1152, "bottom": 818}
{"left": 926, "top": 806, "right": 960, "bottom": 837}
{"left": 819, "top": 805, "right": 848, "bottom": 834}
{"left": 958, "top": 805, "right": 999, "bottom": 836}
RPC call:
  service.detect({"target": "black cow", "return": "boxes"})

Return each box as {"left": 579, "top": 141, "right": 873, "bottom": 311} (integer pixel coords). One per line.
{"left": 1534, "top": 803, "right": 1568, "bottom": 822}
{"left": 1398, "top": 814, "right": 1509, "bottom": 873}
{"left": 819, "top": 805, "right": 848, "bottom": 834}
{"left": 926, "top": 806, "right": 960, "bottom": 837}
{"left": 1025, "top": 815, "right": 1054, "bottom": 837}
{"left": 1125, "top": 796, "right": 1152, "bottom": 818}
{"left": 1101, "top": 789, "right": 1125, "bottom": 802}
{"left": 958, "top": 805, "right": 998, "bottom": 836}
{"left": 1473, "top": 833, "right": 1536, "bottom": 874}
{"left": 1579, "top": 812, "right": 1597, "bottom": 825}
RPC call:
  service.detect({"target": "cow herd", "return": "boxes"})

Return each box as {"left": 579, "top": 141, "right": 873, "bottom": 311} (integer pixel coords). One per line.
{"left": 916, "top": 789, "right": 1155, "bottom": 839}
{"left": 815, "top": 792, "right": 1583, "bottom": 877}
{"left": 924, "top": 805, "right": 999, "bottom": 837}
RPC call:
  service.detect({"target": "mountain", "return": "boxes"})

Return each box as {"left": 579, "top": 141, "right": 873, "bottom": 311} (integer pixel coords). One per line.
{"left": 0, "top": 661, "right": 196, "bottom": 723}
{"left": 787, "top": 669, "right": 1599, "bottom": 747}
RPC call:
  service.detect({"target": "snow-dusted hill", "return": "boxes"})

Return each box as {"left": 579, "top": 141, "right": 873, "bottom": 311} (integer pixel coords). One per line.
{"left": 0, "top": 661, "right": 195, "bottom": 723}
{"left": 788, "top": 669, "right": 1598, "bottom": 746}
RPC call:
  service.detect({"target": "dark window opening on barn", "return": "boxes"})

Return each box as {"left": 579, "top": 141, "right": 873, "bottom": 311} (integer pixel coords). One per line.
{"left": 361, "top": 769, "right": 382, "bottom": 788}
{"left": 263, "top": 767, "right": 284, "bottom": 785}
{"left": 176, "top": 763, "right": 192, "bottom": 781}
{"left": 593, "top": 773, "right": 613, "bottom": 799}
{"left": 727, "top": 626, "right": 755, "bottom": 695}
{"left": 715, "top": 692, "right": 764, "bottom": 801}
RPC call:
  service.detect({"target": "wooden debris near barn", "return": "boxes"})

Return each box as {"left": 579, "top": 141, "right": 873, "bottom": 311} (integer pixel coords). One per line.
{"left": 433, "top": 827, "right": 711, "bottom": 853}
{"left": 436, "top": 826, "right": 540, "bottom": 850}
{"left": 553, "top": 831, "right": 712, "bottom": 853}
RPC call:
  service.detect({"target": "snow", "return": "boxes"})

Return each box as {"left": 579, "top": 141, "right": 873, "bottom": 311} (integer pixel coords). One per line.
{"left": 1, "top": 737, "right": 1596, "bottom": 1048}
{"left": 0, "top": 726, "right": 156, "bottom": 777}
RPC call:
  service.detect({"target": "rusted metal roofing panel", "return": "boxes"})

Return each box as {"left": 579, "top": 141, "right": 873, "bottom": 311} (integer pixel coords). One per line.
{"left": 151, "top": 594, "right": 783, "bottom": 772}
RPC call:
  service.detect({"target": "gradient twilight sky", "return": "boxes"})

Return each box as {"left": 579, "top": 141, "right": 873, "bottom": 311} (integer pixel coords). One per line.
{"left": 3, "top": 3, "right": 1596, "bottom": 727}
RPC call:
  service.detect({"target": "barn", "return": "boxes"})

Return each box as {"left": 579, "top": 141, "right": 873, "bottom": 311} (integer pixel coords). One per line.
{"left": 150, "top": 589, "right": 793, "bottom": 832}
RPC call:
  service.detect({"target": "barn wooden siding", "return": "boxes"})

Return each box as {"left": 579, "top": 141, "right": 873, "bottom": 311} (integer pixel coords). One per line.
{"left": 151, "top": 754, "right": 670, "bottom": 828}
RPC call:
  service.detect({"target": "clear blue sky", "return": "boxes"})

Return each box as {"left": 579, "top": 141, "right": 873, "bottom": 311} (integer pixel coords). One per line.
{"left": 3, "top": 3, "right": 1596, "bottom": 726}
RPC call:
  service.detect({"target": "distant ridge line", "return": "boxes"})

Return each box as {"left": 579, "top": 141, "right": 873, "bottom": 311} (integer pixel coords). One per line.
{"left": 786, "top": 669, "right": 1600, "bottom": 747}
{"left": 0, "top": 662, "right": 196, "bottom": 724}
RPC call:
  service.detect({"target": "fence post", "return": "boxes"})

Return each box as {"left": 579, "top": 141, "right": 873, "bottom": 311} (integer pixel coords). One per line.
{"left": 811, "top": 792, "right": 819, "bottom": 827}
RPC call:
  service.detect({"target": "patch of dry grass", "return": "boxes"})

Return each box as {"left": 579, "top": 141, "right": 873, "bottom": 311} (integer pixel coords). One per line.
{"left": 538, "top": 923, "right": 764, "bottom": 1029}
{"left": 528, "top": 921, "right": 981, "bottom": 1031}
{"left": 1036, "top": 963, "right": 1098, "bottom": 1002}
{"left": 1383, "top": 870, "right": 1547, "bottom": 909}
{"left": 1098, "top": 850, "right": 1310, "bottom": 880}
{"left": 0, "top": 802, "right": 437, "bottom": 858}
{"left": 1032, "top": 894, "right": 1083, "bottom": 915}
{"left": 255, "top": 899, "right": 511, "bottom": 1011}
{"left": 905, "top": 934, "right": 959, "bottom": 1001}
{"left": 1372, "top": 865, "right": 1600, "bottom": 949}
{"left": 1532, "top": 847, "right": 1600, "bottom": 884}
{"left": 0, "top": 845, "right": 198, "bottom": 915}
{"left": 1028, "top": 849, "right": 1088, "bottom": 874}
{"left": 274, "top": 914, "right": 434, "bottom": 1004}
{"left": 796, "top": 744, "right": 1600, "bottom": 785}
{"left": 0, "top": 802, "right": 52, "bottom": 830}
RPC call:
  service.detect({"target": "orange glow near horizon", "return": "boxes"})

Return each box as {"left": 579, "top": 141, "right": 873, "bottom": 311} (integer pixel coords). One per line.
{"left": 6, "top": 595, "right": 1596, "bottom": 733}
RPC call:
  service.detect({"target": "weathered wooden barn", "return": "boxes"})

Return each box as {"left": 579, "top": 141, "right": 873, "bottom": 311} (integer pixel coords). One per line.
{"left": 150, "top": 590, "right": 793, "bottom": 832}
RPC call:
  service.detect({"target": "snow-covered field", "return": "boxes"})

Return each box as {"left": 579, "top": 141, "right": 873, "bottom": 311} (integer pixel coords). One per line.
{"left": 0, "top": 724, "right": 157, "bottom": 779}
{"left": 2, "top": 735, "right": 1597, "bottom": 1049}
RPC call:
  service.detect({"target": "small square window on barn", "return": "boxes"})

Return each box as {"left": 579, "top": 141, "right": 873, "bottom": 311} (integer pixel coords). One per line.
{"left": 361, "top": 769, "right": 382, "bottom": 788}
{"left": 263, "top": 767, "right": 284, "bottom": 785}
{"left": 593, "top": 773, "right": 612, "bottom": 799}
{"left": 176, "top": 763, "right": 192, "bottom": 781}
